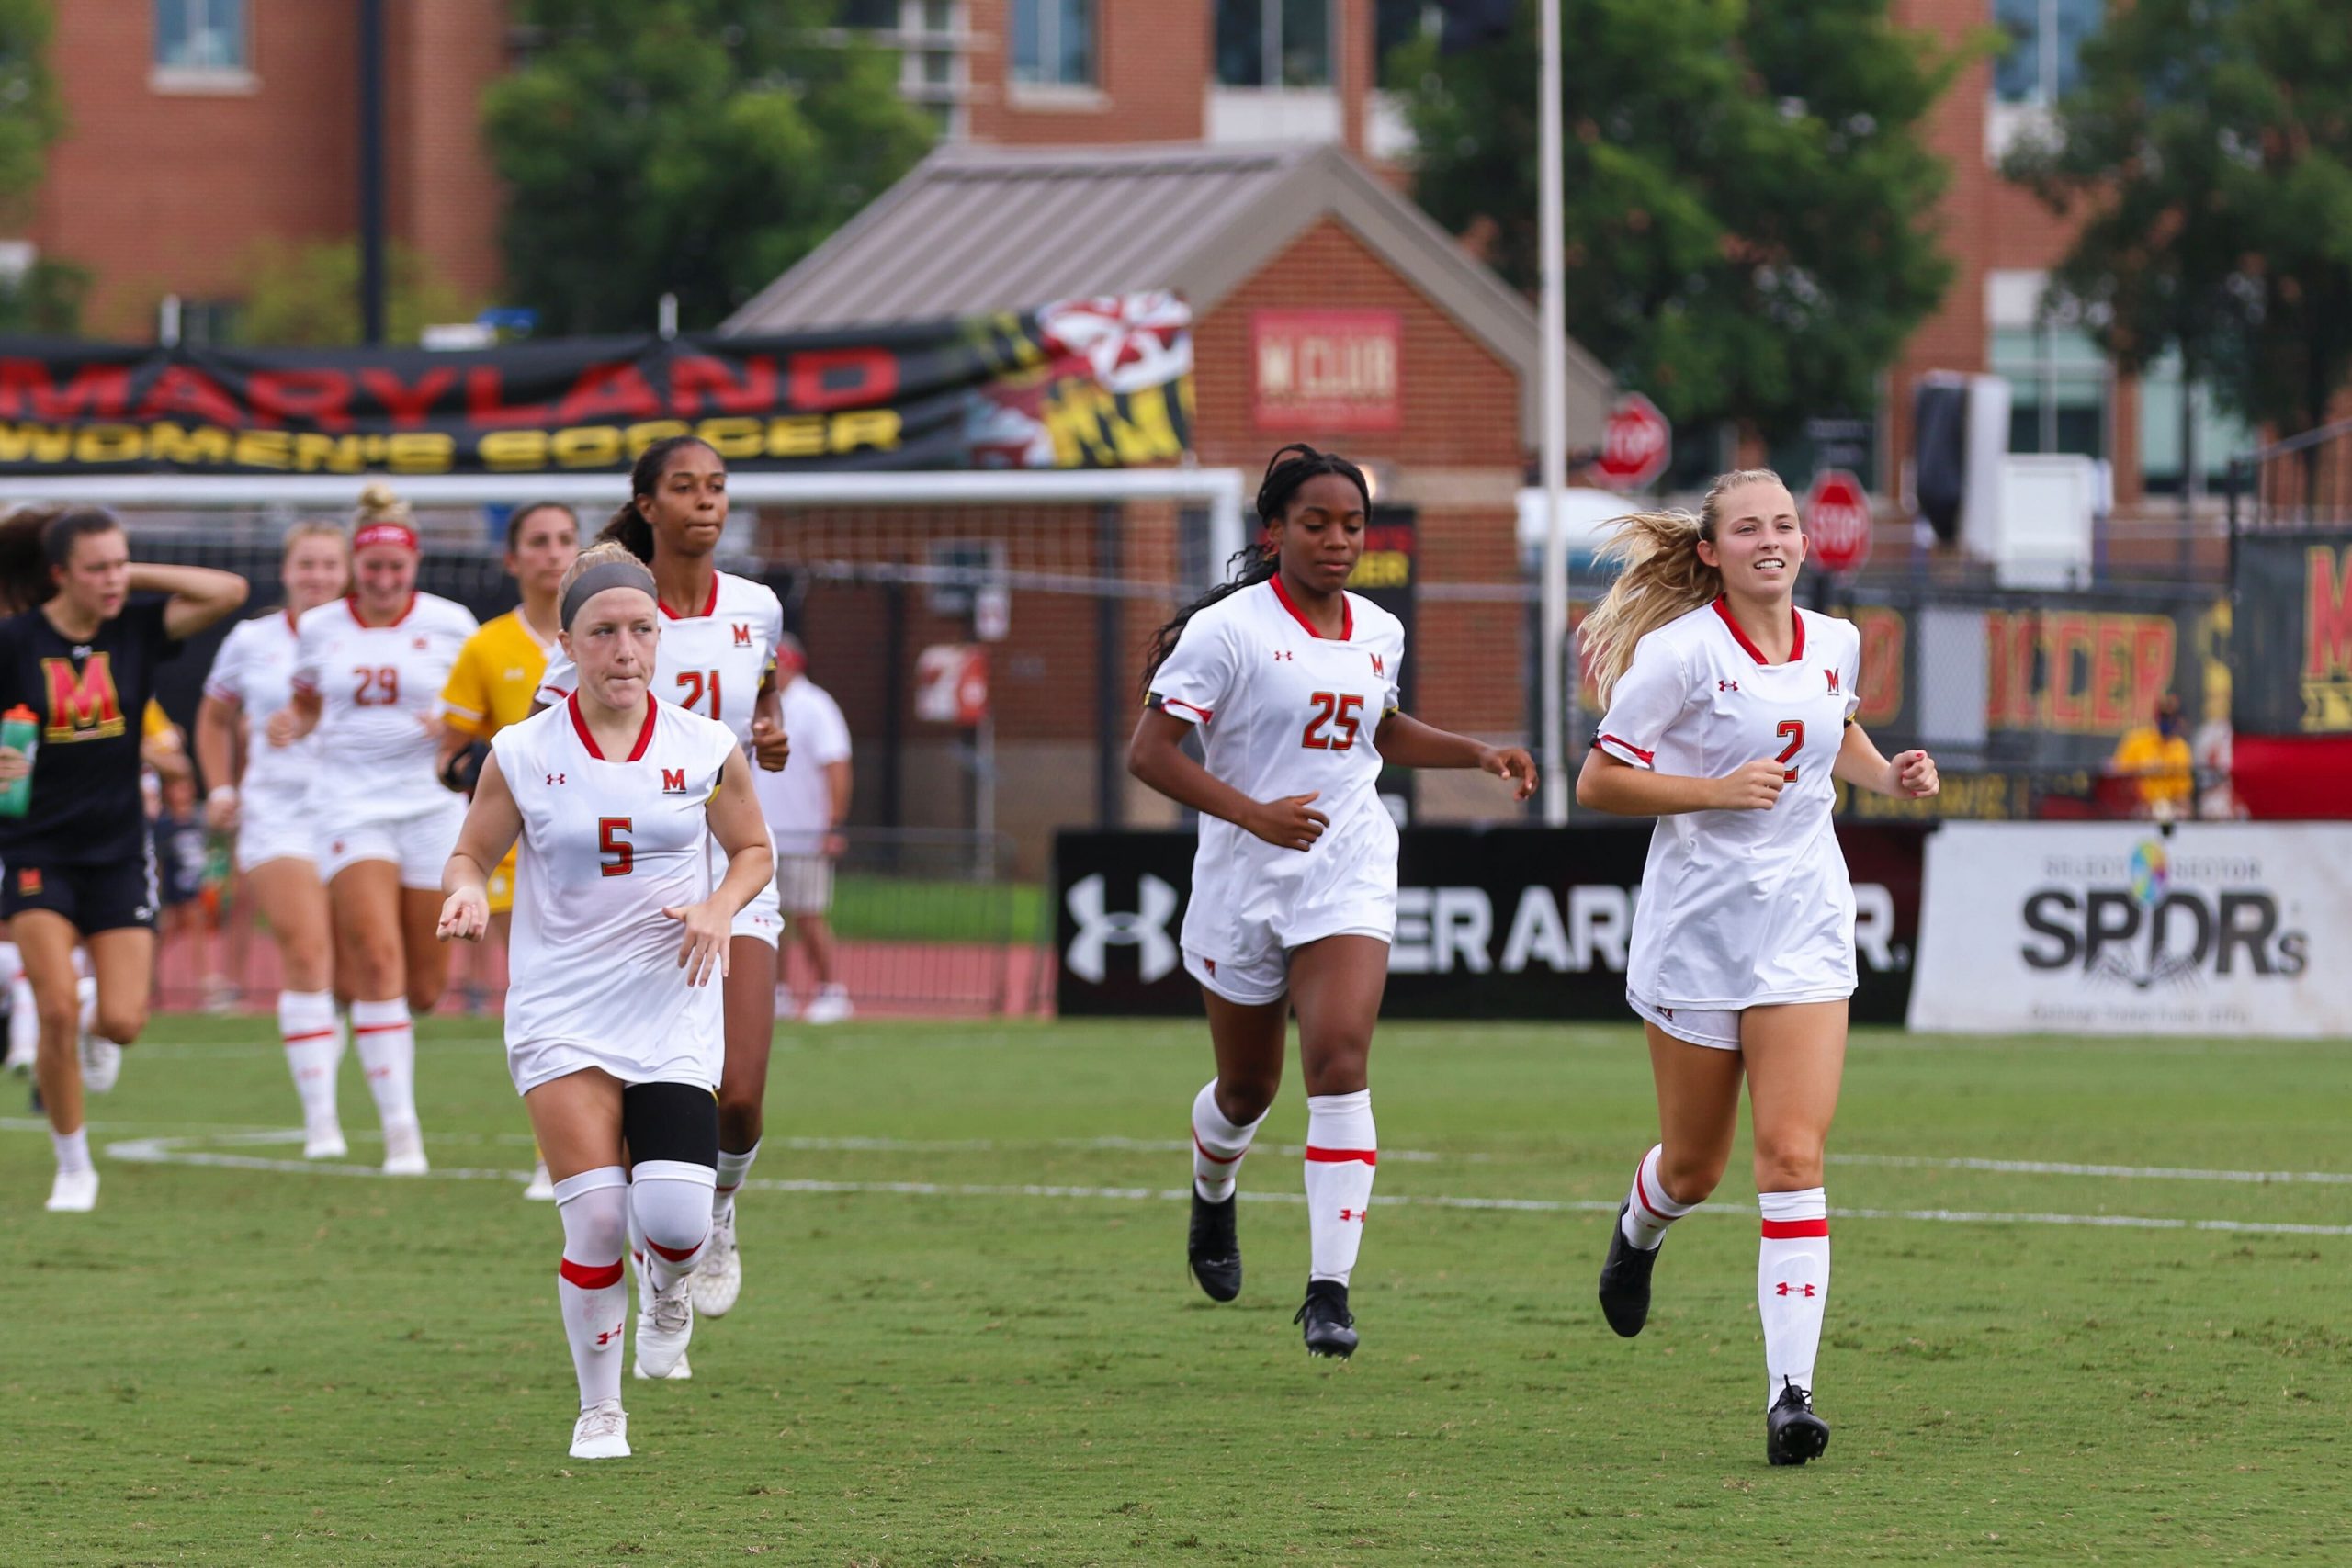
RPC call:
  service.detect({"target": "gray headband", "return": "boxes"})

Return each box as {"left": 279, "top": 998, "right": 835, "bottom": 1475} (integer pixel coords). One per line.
{"left": 560, "top": 558, "right": 660, "bottom": 629}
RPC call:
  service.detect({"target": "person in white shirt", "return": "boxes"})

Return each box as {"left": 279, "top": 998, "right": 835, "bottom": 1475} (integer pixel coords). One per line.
{"left": 1574, "top": 468, "right": 1939, "bottom": 1468}
{"left": 1127, "top": 444, "right": 1537, "bottom": 1360}
{"left": 534, "top": 435, "right": 790, "bottom": 1341}
{"left": 437, "top": 541, "right": 774, "bottom": 1461}
{"left": 751, "top": 635, "right": 853, "bottom": 1022}
{"left": 271, "top": 484, "right": 479, "bottom": 1177}
{"left": 196, "top": 523, "right": 351, "bottom": 1159}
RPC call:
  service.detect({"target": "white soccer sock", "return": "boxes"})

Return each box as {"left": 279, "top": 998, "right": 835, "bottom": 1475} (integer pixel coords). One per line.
{"left": 6, "top": 973, "right": 32, "bottom": 1065}
{"left": 350, "top": 998, "right": 419, "bottom": 1134}
{"left": 633, "top": 1160, "right": 718, "bottom": 1291}
{"left": 77, "top": 975, "right": 97, "bottom": 1037}
{"left": 1758, "top": 1188, "right": 1831, "bottom": 1407}
{"left": 51, "top": 1125, "right": 92, "bottom": 1174}
{"left": 554, "top": 1168, "right": 629, "bottom": 1413}
{"left": 713, "top": 1142, "right": 759, "bottom": 1220}
{"left": 1191, "top": 1079, "right": 1265, "bottom": 1203}
{"left": 1304, "top": 1090, "right": 1376, "bottom": 1286}
{"left": 277, "top": 989, "right": 342, "bottom": 1124}
{"left": 628, "top": 1207, "right": 654, "bottom": 1315}
{"left": 1621, "top": 1143, "right": 1700, "bottom": 1250}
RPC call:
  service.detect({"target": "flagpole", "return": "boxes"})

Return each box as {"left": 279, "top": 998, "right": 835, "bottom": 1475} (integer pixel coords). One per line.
{"left": 1537, "top": 0, "right": 1570, "bottom": 825}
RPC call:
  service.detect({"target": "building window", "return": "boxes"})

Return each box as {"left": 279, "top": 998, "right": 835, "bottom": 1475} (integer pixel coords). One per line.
{"left": 154, "top": 0, "right": 246, "bottom": 73}
{"left": 1012, "top": 0, "right": 1094, "bottom": 87}
{"left": 1992, "top": 0, "right": 2101, "bottom": 107}
{"left": 839, "top": 1, "right": 967, "bottom": 138}
{"left": 1991, "top": 324, "right": 2109, "bottom": 459}
{"left": 1216, "top": 0, "right": 1332, "bottom": 89}
{"left": 2138, "top": 353, "right": 2256, "bottom": 496}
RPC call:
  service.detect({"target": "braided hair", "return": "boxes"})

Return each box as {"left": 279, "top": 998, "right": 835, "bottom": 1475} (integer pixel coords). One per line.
{"left": 1139, "top": 443, "right": 1371, "bottom": 690}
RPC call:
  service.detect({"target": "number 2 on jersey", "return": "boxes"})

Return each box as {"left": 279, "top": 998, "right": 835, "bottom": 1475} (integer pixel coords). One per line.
{"left": 353, "top": 666, "right": 400, "bottom": 706}
{"left": 1302, "top": 692, "right": 1363, "bottom": 751}
{"left": 1774, "top": 719, "right": 1805, "bottom": 783}
{"left": 675, "top": 669, "right": 722, "bottom": 718}
{"left": 598, "top": 817, "right": 633, "bottom": 877}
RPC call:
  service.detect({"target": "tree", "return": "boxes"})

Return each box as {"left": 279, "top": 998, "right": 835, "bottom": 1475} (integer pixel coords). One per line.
{"left": 1396, "top": 0, "right": 1966, "bottom": 441}
{"left": 237, "top": 240, "right": 470, "bottom": 347}
{"left": 2003, "top": 0, "right": 2352, "bottom": 442}
{"left": 0, "top": 0, "right": 61, "bottom": 215}
{"left": 483, "top": 1, "right": 934, "bottom": 336}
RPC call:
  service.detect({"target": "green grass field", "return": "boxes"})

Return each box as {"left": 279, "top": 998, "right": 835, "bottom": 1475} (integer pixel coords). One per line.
{"left": 5, "top": 1017, "right": 2347, "bottom": 1566}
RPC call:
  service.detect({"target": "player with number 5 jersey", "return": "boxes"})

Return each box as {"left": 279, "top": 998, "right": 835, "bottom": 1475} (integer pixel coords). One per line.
{"left": 1128, "top": 445, "right": 1537, "bottom": 1360}
{"left": 533, "top": 436, "right": 790, "bottom": 1351}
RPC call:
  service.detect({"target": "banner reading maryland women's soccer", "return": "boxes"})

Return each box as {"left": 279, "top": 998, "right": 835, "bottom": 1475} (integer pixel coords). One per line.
{"left": 0, "top": 293, "right": 1193, "bottom": 477}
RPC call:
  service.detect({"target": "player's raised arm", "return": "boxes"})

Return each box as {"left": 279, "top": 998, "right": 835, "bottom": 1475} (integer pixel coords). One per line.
{"left": 128, "top": 560, "right": 249, "bottom": 640}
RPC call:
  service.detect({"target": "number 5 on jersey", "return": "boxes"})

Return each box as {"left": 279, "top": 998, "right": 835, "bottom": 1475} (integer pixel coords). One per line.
{"left": 598, "top": 817, "right": 633, "bottom": 877}
{"left": 1303, "top": 692, "right": 1363, "bottom": 751}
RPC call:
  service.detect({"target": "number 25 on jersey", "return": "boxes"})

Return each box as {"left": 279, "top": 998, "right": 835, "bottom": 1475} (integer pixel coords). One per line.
{"left": 1302, "top": 692, "right": 1363, "bottom": 751}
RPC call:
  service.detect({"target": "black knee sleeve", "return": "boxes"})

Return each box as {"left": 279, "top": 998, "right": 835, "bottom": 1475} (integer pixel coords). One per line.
{"left": 622, "top": 1080, "right": 719, "bottom": 1171}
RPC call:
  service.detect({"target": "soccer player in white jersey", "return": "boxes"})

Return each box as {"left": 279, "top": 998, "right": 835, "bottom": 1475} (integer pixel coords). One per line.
{"left": 270, "top": 484, "right": 479, "bottom": 1176}
{"left": 197, "top": 523, "right": 350, "bottom": 1157}
{"left": 436, "top": 542, "right": 775, "bottom": 1460}
{"left": 534, "top": 436, "right": 789, "bottom": 1350}
{"left": 1128, "top": 445, "right": 1537, "bottom": 1359}
{"left": 1574, "top": 469, "right": 1939, "bottom": 1467}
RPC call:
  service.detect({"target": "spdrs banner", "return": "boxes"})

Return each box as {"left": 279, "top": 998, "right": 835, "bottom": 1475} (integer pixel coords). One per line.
{"left": 1908, "top": 822, "right": 2352, "bottom": 1037}
{"left": 0, "top": 293, "right": 1193, "bottom": 477}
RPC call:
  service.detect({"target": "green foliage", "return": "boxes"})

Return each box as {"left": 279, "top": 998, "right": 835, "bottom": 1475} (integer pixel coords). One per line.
{"left": 0, "top": 256, "right": 88, "bottom": 335}
{"left": 235, "top": 239, "right": 470, "bottom": 347}
{"left": 1396, "top": 1, "right": 1966, "bottom": 438}
{"left": 2003, "top": 0, "right": 2352, "bottom": 438}
{"left": 483, "top": 1, "right": 935, "bottom": 336}
{"left": 0, "top": 0, "right": 61, "bottom": 215}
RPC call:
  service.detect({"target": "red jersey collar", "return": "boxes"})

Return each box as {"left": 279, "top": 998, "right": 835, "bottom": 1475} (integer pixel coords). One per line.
{"left": 348, "top": 592, "right": 415, "bottom": 629}
{"left": 1713, "top": 595, "right": 1804, "bottom": 665}
{"left": 567, "top": 691, "right": 658, "bottom": 762}
{"left": 1269, "top": 573, "right": 1351, "bottom": 641}
{"left": 658, "top": 573, "right": 719, "bottom": 621}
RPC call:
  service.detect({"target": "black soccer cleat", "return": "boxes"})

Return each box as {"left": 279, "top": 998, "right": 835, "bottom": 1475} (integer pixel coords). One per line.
{"left": 1765, "top": 1379, "right": 1831, "bottom": 1467}
{"left": 1187, "top": 1190, "right": 1242, "bottom": 1303}
{"left": 1294, "top": 1280, "right": 1358, "bottom": 1359}
{"left": 1597, "top": 1201, "right": 1662, "bottom": 1337}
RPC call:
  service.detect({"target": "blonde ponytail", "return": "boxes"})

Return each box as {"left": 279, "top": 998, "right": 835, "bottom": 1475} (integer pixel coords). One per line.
{"left": 1579, "top": 468, "right": 1783, "bottom": 704}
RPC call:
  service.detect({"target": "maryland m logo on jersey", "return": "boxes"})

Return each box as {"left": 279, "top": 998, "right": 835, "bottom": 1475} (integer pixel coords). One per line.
{"left": 42, "top": 655, "right": 125, "bottom": 741}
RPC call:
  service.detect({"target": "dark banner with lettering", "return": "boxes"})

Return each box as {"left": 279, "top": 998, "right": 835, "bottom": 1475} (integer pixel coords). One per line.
{"left": 0, "top": 294, "right": 1193, "bottom": 478}
{"left": 1055, "top": 824, "right": 1923, "bottom": 1021}
{"left": 2235, "top": 532, "right": 2352, "bottom": 736}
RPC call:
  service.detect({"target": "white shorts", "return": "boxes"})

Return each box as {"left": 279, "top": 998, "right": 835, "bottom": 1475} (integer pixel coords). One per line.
{"left": 728, "top": 855, "right": 782, "bottom": 950}
{"left": 1629, "top": 991, "right": 1742, "bottom": 1052}
{"left": 318, "top": 796, "right": 468, "bottom": 889}
{"left": 1183, "top": 919, "right": 1393, "bottom": 1008}
{"left": 775, "top": 854, "right": 834, "bottom": 917}
{"left": 508, "top": 1036, "right": 724, "bottom": 1098}
{"left": 234, "top": 787, "right": 317, "bottom": 874}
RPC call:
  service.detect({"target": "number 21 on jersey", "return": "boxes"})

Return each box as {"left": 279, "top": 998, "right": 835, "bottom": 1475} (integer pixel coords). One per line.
{"left": 675, "top": 670, "right": 721, "bottom": 718}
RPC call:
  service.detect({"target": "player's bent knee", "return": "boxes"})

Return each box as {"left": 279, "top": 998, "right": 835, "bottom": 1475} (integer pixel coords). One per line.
{"left": 1657, "top": 1151, "right": 1727, "bottom": 1205}
{"left": 96, "top": 1004, "right": 146, "bottom": 1045}
{"left": 1752, "top": 1142, "right": 1825, "bottom": 1192}
{"left": 405, "top": 980, "right": 445, "bottom": 1015}
{"left": 1218, "top": 1079, "right": 1278, "bottom": 1124}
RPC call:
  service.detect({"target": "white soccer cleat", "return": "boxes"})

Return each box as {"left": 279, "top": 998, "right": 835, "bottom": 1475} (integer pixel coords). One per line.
{"left": 635, "top": 1275, "right": 695, "bottom": 1380}
{"left": 2, "top": 1026, "right": 31, "bottom": 1077}
{"left": 800, "top": 985, "right": 854, "bottom": 1025}
{"left": 523, "top": 1160, "right": 556, "bottom": 1201}
{"left": 632, "top": 1349, "right": 692, "bottom": 1382}
{"left": 45, "top": 1168, "right": 98, "bottom": 1213}
{"left": 302, "top": 1118, "right": 348, "bottom": 1161}
{"left": 78, "top": 1034, "right": 122, "bottom": 1095}
{"left": 381, "top": 1122, "right": 429, "bottom": 1176}
{"left": 568, "top": 1398, "right": 630, "bottom": 1460}
{"left": 692, "top": 1203, "right": 742, "bottom": 1318}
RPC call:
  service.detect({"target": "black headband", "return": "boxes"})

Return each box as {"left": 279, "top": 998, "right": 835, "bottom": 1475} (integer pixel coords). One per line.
{"left": 560, "top": 558, "right": 659, "bottom": 630}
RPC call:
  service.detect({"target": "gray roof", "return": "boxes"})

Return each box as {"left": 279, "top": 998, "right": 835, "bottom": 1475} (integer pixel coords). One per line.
{"left": 721, "top": 141, "right": 1613, "bottom": 446}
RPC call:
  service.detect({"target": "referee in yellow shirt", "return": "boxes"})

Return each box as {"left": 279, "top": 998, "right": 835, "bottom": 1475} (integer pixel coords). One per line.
{"left": 436, "top": 502, "right": 578, "bottom": 1201}
{"left": 2109, "top": 692, "right": 2195, "bottom": 820}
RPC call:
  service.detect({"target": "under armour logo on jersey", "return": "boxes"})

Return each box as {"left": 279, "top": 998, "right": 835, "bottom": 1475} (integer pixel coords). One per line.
{"left": 1370, "top": 653, "right": 1385, "bottom": 677}
{"left": 1063, "top": 873, "right": 1180, "bottom": 984}
{"left": 1825, "top": 670, "right": 1841, "bottom": 694}
{"left": 1775, "top": 1281, "right": 1817, "bottom": 1298}
{"left": 1272, "top": 650, "right": 1295, "bottom": 661}
{"left": 662, "top": 768, "right": 688, "bottom": 793}
{"left": 1718, "top": 680, "right": 1738, "bottom": 693}
{"left": 732, "top": 623, "right": 752, "bottom": 647}
{"left": 412, "top": 637, "right": 428, "bottom": 650}
{"left": 546, "top": 773, "right": 566, "bottom": 785}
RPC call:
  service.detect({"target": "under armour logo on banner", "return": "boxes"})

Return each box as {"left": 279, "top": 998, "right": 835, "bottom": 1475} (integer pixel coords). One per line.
{"left": 1064, "top": 873, "right": 1181, "bottom": 984}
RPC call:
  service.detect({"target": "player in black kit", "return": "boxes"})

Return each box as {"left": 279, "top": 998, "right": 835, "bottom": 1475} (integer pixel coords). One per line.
{"left": 0, "top": 509, "right": 246, "bottom": 1212}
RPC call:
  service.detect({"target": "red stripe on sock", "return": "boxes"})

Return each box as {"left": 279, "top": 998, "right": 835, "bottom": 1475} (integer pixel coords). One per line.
{"left": 352, "top": 1021, "right": 408, "bottom": 1036}
{"left": 1193, "top": 1132, "right": 1244, "bottom": 1166}
{"left": 1760, "top": 1217, "right": 1829, "bottom": 1239}
{"left": 281, "top": 1029, "right": 336, "bottom": 1043}
{"left": 715, "top": 1182, "right": 739, "bottom": 1194}
{"left": 1633, "top": 1157, "right": 1673, "bottom": 1223}
{"left": 559, "top": 1257, "right": 624, "bottom": 1290}
{"left": 1304, "top": 1145, "right": 1376, "bottom": 1166}
{"left": 645, "top": 1235, "right": 704, "bottom": 1263}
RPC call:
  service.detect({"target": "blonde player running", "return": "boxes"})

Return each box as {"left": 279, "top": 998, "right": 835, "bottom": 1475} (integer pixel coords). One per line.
{"left": 437, "top": 501, "right": 579, "bottom": 1201}
{"left": 1128, "top": 445, "right": 1537, "bottom": 1359}
{"left": 436, "top": 543, "right": 774, "bottom": 1460}
{"left": 272, "top": 485, "right": 478, "bottom": 1176}
{"left": 197, "top": 524, "right": 351, "bottom": 1156}
{"left": 536, "top": 437, "right": 788, "bottom": 1349}
{"left": 1575, "top": 469, "right": 1939, "bottom": 1467}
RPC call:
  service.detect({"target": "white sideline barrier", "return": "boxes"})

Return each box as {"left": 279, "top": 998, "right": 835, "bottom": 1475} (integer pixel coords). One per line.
{"left": 1909, "top": 822, "right": 2352, "bottom": 1037}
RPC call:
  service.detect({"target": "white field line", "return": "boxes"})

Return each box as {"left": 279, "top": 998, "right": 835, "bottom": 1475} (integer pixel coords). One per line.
{"left": 89, "top": 1130, "right": 2352, "bottom": 1237}
{"left": 1829, "top": 1152, "right": 2352, "bottom": 1186}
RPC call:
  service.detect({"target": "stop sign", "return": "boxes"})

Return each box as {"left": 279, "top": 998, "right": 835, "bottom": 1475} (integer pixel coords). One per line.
{"left": 1803, "top": 468, "right": 1872, "bottom": 576}
{"left": 1595, "top": 393, "right": 1672, "bottom": 490}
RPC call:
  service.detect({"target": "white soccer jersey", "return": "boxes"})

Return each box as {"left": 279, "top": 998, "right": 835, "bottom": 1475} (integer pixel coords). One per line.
{"left": 292, "top": 593, "right": 479, "bottom": 823}
{"left": 494, "top": 696, "right": 741, "bottom": 1095}
{"left": 537, "top": 570, "right": 784, "bottom": 746}
{"left": 1149, "top": 578, "right": 1407, "bottom": 960}
{"left": 202, "top": 610, "right": 318, "bottom": 796}
{"left": 1592, "top": 598, "right": 1864, "bottom": 1010}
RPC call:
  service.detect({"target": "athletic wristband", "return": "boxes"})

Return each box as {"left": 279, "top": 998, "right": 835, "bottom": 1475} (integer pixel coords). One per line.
{"left": 208, "top": 785, "right": 238, "bottom": 805}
